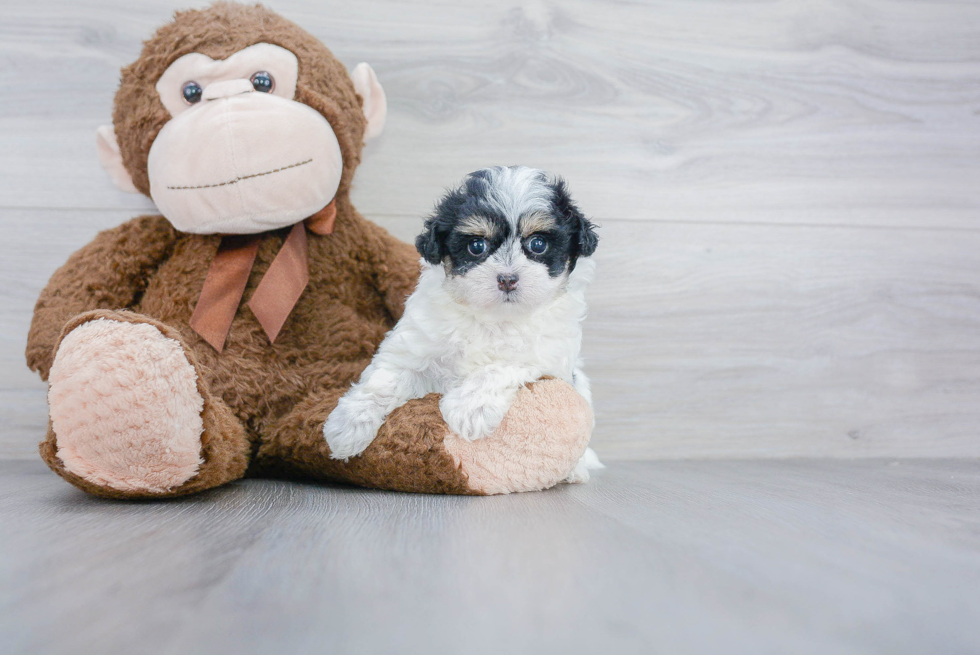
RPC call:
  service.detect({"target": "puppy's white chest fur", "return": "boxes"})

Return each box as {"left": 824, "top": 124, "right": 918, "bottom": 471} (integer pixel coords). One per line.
{"left": 322, "top": 258, "right": 595, "bottom": 462}
{"left": 402, "top": 263, "right": 588, "bottom": 390}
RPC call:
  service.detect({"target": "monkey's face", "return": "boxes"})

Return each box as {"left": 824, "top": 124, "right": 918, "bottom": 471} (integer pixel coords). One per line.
{"left": 97, "top": 5, "right": 386, "bottom": 233}
{"left": 145, "top": 44, "right": 341, "bottom": 235}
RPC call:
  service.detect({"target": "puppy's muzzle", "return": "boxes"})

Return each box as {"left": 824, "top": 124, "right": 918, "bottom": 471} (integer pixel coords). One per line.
{"left": 497, "top": 273, "right": 519, "bottom": 292}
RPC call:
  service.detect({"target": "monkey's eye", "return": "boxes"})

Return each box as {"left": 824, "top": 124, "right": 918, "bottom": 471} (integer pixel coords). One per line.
{"left": 181, "top": 81, "right": 203, "bottom": 104}
{"left": 250, "top": 71, "right": 275, "bottom": 93}
{"left": 467, "top": 238, "right": 487, "bottom": 256}
{"left": 525, "top": 235, "right": 548, "bottom": 255}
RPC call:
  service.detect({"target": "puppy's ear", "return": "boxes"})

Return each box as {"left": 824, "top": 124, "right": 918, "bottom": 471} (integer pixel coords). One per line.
{"left": 575, "top": 212, "right": 599, "bottom": 258}
{"left": 551, "top": 177, "right": 598, "bottom": 259}
{"left": 417, "top": 186, "right": 468, "bottom": 264}
{"left": 415, "top": 220, "right": 444, "bottom": 264}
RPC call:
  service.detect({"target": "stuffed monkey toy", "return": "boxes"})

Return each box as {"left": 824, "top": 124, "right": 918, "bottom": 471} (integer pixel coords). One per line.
{"left": 25, "top": 2, "right": 593, "bottom": 499}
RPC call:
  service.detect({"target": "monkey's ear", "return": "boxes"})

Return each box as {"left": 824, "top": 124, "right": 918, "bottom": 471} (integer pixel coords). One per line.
{"left": 96, "top": 125, "right": 140, "bottom": 194}
{"left": 351, "top": 63, "right": 387, "bottom": 140}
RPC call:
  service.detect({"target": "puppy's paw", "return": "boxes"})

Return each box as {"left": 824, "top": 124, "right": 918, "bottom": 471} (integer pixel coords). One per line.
{"left": 440, "top": 391, "right": 510, "bottom": 442}
{"left": 564, "top": 447, "right": 605, "bottom": 484}
{"left": 323, "top": 397, "right": 385, "bottom": 460}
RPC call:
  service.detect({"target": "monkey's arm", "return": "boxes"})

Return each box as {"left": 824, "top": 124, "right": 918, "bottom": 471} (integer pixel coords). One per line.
{"left": 359, "top": 218, "right": 421, "bottom": 323}
{"left": 26, "top": 215, "right": 177, "bottom": 380}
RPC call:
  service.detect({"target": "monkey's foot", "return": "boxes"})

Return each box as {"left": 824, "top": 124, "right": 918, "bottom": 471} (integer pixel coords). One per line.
{"left": 442, "top": 379, "right": 594, "bottom": 494}
{"left": 48, "top": 317, "right": 205, "bottom": 493}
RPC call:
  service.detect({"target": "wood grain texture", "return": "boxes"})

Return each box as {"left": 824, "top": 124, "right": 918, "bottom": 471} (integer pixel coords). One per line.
{"left": 1, "top": 0, "right": 979, "bottom": 459}
{"left": 4, "top": 209, "right": 979, "bottom": 459}
{"left": 2, "top": 458, "right": 979, "bottom": 654}
{"left": 1, "top": 0, "right": 979, "bottom": 226}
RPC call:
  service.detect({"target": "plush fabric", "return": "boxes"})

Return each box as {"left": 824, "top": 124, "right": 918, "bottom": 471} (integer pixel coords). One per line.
{"left": 349, "top": 62, "right": 386, "bottom": 140}
{"left": 39, "top": 309, "right": 252, "bottom": 500}
{"left": 148, "top": 82, "right": 343, "bottom": 234}
{"left": 110, "top": 2, "right": 366, "bottom": 199}
{"left": 96, "top": 125, "right": 140, "bottom": 193}
{"left": 26, "top": 2, "right": 594, "bottom": 499}
{"left": 49, "top": 318, "right": 205, "bottom": 492}
{"left": 443, "top": 379, "right": 593, "bottom": 494}
{"left": 155, "top": 43, "right": 300, "bottom": 116}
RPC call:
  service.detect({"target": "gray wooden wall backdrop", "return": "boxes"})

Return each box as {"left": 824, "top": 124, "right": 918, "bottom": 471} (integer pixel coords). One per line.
{"left": 1, "top": 0, "right": 978, "bottom": 460}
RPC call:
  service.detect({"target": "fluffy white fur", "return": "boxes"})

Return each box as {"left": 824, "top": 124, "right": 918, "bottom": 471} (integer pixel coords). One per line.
{"left": 323, "top": 166, "right": 603, "bottom": 482}
{"left": 324, "top": 257, "right": 601, "bottom": 480}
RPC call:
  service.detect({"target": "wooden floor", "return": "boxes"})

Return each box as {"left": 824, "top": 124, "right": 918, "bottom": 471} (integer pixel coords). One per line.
{"left": 2, "top": 458, "right": 979, "bottom": 655}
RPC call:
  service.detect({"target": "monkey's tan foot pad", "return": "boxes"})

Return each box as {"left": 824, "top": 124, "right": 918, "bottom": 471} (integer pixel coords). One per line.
{"left": 48, "top": 318, "right": 205, "bottom": 493}
{"left": 443, "top": 379, "right": 593, "bottom": 495}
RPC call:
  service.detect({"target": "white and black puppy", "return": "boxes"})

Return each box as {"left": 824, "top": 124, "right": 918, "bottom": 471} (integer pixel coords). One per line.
{"left": 323, "top": 166, "right": 603, "bottom": 481}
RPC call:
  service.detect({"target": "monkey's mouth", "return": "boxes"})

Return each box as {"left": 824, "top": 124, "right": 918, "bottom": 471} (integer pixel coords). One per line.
{"left": 165, "top": 158, "right": 313, "bottom": 190}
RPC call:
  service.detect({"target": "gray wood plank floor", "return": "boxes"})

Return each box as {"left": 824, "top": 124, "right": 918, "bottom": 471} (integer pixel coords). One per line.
{"left": 2, "top": 459, "right": 979, "bottom": 655}
{"left": 2, "top": 0, "right": 979, "bottom": 458}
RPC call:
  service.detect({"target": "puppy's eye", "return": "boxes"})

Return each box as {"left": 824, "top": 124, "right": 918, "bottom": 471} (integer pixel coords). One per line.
{"left": 181, "top": 81, "right": 203, "bottom": 104}
{"left": 250, "top": 71, "right": 275, "bottom": 93}
{"left": 467, "top": 238, "right": 487, "bottom": 256}
{"left": 526, "top": 235, "right": 548, "bottom": 255}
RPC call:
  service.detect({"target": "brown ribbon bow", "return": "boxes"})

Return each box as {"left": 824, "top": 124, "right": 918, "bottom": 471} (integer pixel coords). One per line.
{"left": 189, "top": 200, "right": 337, "bottom": 352}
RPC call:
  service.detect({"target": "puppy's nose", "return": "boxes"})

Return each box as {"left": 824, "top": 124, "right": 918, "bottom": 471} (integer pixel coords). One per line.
{"left": 497, "top": 273, "right": 519, "bottom": 292}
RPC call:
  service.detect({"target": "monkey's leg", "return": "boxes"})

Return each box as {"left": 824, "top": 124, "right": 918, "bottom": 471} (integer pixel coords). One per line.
{"left": 258, "top": 378, "right": 594, "bottom": 495}
{"left": 39, "top": 310, "right": 250, "bottom": 499}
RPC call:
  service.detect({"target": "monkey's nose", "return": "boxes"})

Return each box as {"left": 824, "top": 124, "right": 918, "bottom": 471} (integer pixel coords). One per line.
{"left": 497, "top": 274, "right": 519, "bottom": 292}
{"left": 203, "top": 79, "right": 255, "bottom": 101}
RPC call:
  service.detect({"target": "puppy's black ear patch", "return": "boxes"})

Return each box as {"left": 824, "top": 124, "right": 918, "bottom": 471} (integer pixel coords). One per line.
{"left": 417, "top": 185, "right": 466, "bottom": 264}
{"left": 415, "top": 221, "right": 443, "bottom": 264}
{"left": 577, "top": 216, "right": 599, "bottom": 258}
{"left": 550, "top": 177, "right": 599, "bottom": 262}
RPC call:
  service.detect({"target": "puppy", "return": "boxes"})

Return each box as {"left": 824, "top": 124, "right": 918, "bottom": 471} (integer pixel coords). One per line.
{"left": 323, "top": 166, "right": 603, "bottom": 482}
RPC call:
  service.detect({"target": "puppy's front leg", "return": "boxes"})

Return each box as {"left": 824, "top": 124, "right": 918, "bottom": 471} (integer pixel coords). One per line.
{"left": 440, "top": 365, "right": 541, "bottom": 442}
{"left": 323, "top": 364, "right": 422, "bottom": 460}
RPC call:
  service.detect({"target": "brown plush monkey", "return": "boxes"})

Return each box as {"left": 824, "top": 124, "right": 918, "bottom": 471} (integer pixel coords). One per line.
{"left": 25, "top": 2, "right": 592, "bottom": 499}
